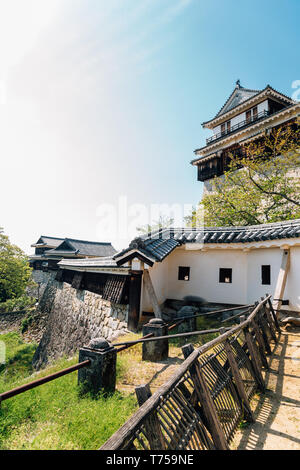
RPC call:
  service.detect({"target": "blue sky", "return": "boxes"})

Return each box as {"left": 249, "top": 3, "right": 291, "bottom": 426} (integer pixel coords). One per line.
{"left": 0, "top": 0, "right": 299, "bottom": 252}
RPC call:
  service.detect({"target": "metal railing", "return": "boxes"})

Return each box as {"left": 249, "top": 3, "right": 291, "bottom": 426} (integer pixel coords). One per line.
{"left": 100, "top": 295, "right": 280, "bottom": 450}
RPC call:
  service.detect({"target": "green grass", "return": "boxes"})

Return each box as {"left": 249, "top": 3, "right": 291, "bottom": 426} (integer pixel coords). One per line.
{"left": 168, "top": 315, "right": 221, "bottom": 348}
{"left": 0, "top": 333, "right": 138, "bottom": 450}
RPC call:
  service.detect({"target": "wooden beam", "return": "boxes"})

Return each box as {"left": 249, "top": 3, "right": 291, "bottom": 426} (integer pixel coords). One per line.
{"left": 220, "top": 330, "right": 254, "bottom": 423}
{"left": 143, "top": 269, "right": 162, "bottom": 319}
{"left": 135, "top": 384, "right": 166, "bottom": 450}
{"left": 182, "top": 344, "right": 229, "bottom": 450}
{"left": 128, "top": 271, "right": 142, "bottom": 332}
{"left": 273, "top": 249, "right": 290, "bottom": 316}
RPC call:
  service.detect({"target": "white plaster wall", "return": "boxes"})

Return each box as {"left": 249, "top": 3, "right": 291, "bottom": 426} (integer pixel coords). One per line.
{"left": 142, "top": 244, "right": 300, "bottom": 312}
{"left": 166, "top": 249, "right": 247, "bottom": 304}
{"left": 246, "top": 248, "right": 282, "bottom": 304}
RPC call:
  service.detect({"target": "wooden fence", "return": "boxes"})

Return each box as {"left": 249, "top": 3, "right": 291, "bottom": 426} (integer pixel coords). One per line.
{"left": 100, "top": 295, "right": 280, "bottom": 451}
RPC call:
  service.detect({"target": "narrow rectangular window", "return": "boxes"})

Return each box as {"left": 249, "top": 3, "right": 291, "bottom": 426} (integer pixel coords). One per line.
{"left": 221, "top": 123, "right": 226, "bottom": 135}
{"left": 178, "top": 266, "right": 190, "bottom": 281}
{"left": 261, "top": 265, "right": 271, "bottom": 285}
{"left": 219, "top": 268, "right": 232, "bottom": 283}
{"left": 252, "top": 106, "right": 258, "bottom": 120}
{"left": 226, "top": 120, "right": 231, "bottom": 133}
{"left": 246, "top": 110, "right": 251, "bottom": 123}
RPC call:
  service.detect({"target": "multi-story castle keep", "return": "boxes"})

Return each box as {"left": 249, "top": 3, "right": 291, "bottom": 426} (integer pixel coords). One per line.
{"left": 191, "top": 81, "right": 300, "bottom": 192}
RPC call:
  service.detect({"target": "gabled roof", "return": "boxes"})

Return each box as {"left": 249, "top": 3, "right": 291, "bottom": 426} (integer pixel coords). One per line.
{"left": 31, "top": 235, "right": 65, "bottom": 248}
{"left": 215, "top": 82, "right": 260, "bottom": 118}
{"left": 114, "top": 219, "right": 300, "bottom": 266}
{"left": 46, "top": 238, "right": 117, "bottom": 258}
{"left": 202, "top": 83, "right": 295, "bottom": 129}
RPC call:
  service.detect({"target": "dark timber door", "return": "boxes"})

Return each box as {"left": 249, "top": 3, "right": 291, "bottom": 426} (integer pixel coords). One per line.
{"left": 128, "top": 271, "right": 143, "bottom": 332}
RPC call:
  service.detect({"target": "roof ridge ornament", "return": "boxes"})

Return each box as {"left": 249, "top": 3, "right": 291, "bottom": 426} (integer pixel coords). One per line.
{"left": 236, "top": 79, "right": 241, "bottom": 88}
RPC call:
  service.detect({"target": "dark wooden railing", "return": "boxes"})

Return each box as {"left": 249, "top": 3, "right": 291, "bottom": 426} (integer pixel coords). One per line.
{"left": 100, "top": 295, "right": 279, "bottom": 450}
{"left": 206, "top": 110, "right": 269, "bottom": 144}
{"left": 0, "top": 360, "right": 91, "bottom": 403}
{"left": 0, "top": 304, "right": 248, "bottom": 403}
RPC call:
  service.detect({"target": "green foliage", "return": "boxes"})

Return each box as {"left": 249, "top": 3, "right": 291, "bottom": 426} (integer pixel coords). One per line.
{"left": 0, "top": 332, "right": 37, "bottom": 378}
{"left": 0, "top": 228, "right": 32, "bottom": 303}
{"left": 188, "top": 124, "right": 300, "bottom": 227}
{"left": 168, "top": 315, "right": 220, "bottom": 348}
{"left": 0, "top": 333, "right": 137, "bottom": 450}
{"left": 20, "top": 315, "right": 34, "bottom": 333}
{"left": 0, "top": 295, "right": 36, "bottom": 314}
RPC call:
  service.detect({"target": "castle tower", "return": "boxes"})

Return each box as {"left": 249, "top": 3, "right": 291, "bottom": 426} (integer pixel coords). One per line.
{"left": 192, "top": 81, "right": 299, "bottom": 192}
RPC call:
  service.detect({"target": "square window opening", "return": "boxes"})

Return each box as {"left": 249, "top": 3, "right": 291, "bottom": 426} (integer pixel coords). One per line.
{"left": 178, "top": 266, "right": 190, "bottom": 281}
{"left": 219, "top": 268, "right": 232, "bottom": 284}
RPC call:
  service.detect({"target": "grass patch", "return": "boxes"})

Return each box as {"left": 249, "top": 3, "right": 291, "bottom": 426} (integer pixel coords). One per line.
{"left": 0, "top": 332, "right": 37, "bottom": 379}
{"left": 168, "top": 315, "right": 221, "bottom": 348}
{"left": 0, "top": 333, "right": 137, "bottom": 450}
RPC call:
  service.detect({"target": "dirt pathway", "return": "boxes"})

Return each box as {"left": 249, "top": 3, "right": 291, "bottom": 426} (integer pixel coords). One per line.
{"left": 116, "top": 345, "right": 185, "bottom": 394}
{"left": 232, "top": 328, "right": 300, "bottom": 450}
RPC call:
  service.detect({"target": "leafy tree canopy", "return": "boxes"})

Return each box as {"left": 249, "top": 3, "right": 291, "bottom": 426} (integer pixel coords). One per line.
{"left": 188, "top": 123, "right": 300, "bottom": 227}
{"left": 0, "top": 228, "right": 32, "bottom": 303}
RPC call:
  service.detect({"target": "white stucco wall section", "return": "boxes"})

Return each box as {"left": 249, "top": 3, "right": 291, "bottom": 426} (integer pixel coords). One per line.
{"left": 166, "top": 248, "right": 248, "bottom": 304}
{"left": 141, "top": 243, "right": 300, "bottom": 312}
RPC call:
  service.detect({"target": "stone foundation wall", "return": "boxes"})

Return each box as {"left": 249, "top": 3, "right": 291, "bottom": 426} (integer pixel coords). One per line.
{"left": 32, "top": 280, "right": 129, "bottom": 369}
{"left": 0, "top": 311, "right": 28, "bottom": 333}
{"left": 29, "top": 270, "right": 57, "bottom": 299}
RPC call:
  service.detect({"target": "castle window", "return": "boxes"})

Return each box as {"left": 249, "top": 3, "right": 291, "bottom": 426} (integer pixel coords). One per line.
{"left": 226, "top": 120, "right": 231, "bottom": 133}
{"left": 178, "top": 266, "right": 190, "bottom": 281}
{"left": 246, "top": 110, "right": 251, "bottom": 123}
{"left": 261, "top": 265, "right": 271, "bottom": 285}
{"left": 219, "top": 268, "right": 232, "bottom": 283}
{"left": 252, "top": 106, "right": 258, "bottom": 120}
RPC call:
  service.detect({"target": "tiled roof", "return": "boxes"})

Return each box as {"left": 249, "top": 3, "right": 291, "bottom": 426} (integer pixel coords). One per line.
{"left": 33, "top": 236, "right": 65, "bottom": 247}
{"left": 202, "top": 84, "right": 295, "bottom": 127}
{"left": 47, "top": 238, "right": 117, "bottom": 258}
{"left": 115, "top": 219, "right": 300, "bottom": 264}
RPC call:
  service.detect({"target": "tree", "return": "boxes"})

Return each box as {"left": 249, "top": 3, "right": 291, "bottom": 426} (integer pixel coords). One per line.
{"left": 136, "top": 215, "right": 175, "bottom": 234}
{"left": 188, "top": 123, "right": 300, "bottom": 227}
{"left": 0, "top": 228, "right": 32, "bottom": 303}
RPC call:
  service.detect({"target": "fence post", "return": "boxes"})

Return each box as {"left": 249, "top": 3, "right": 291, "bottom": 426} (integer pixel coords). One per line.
{"left": 243, "top": 325, "right": 265, "bottom": 392}
{"left": 219, "top": 329, "right": 254, "bottom": 423}
{"left": 142, "top": 318, "right": 169, "bottom": 362}
{"left": 261, "top": 298, "right": 277, "bottom": 343}
{"left": 182, "top": 344, "right": 229, "bottom": 450}
{"left": 258, "top": 302, "right": 273, "bottom": 350}
{"left": 251, "top": 318, "right": 269, "bottom": 369}
{"left": 78, "top": 338, "right": 117, "bottom": 395}
{"left": 266, "top": 294, "right": 281, "bottom": 333}
{"left": 135, "top": 384, "right": 166, "bottom": 450}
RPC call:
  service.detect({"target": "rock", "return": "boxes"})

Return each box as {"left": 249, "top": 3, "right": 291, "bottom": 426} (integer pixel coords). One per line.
{"left": 177, "top": 306, "right": 198, "bottom": 317}
{"left": 281, "top": 317, "right": 300, "bottom": 327}
{"left": 89, "top": 337, "right": 110, "bottom": 350}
